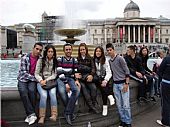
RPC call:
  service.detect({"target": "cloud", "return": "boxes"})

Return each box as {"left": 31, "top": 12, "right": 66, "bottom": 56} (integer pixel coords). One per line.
{"left": 64, "top": 0, "right": 103, "bottom": 17}
{"left": 1, "top": 0, "right": 170, "bottom": 26}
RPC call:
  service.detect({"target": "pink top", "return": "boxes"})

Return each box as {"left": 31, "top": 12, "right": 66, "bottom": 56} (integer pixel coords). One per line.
{"left": 29, "top": 53, "right": 38, "bottom": 75}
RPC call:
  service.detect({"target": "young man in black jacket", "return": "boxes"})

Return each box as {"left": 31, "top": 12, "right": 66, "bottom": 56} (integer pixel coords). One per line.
{"left": 156, "top": 55, "right": 170, "bottom": 126}
{"left": 124, "top": 45, "right": 151, "bottom": 102}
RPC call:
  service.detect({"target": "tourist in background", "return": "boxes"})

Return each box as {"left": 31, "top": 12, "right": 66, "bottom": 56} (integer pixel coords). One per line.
{"left": 156, "top": 54, "right": 170, "bottom": 126}
{"left": 77, "top": 43, "right": 99, "bottom": 114}
{"left": 139, "top": 46, "right": 156, "bottom": 101}
{"left": 17, "top": 42, "right": 43, "bottom": 125}
{"left": 106, "top": 43, "right": 132, "bottom": 127}
{"left": 35, "top": 45, "right": 57, "bottom": 124}
{"left": 124, "top": 45, "right": 150, "bottom": 103}
{"left": 153, "top": 51, "right": 165, "bottom": 96}
{"left": 56, "top": 43, "right": 80, "bottom": 126}
{"left": 93, "top": 46, "right": 115, "bottom": 116}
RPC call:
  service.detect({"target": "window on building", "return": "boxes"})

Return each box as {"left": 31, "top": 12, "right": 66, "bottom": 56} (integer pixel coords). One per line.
{"left": 88, "top": 30, "right": 90, "bottom": 34}
{"left": 155, "top": 38, "right": 158, "bottom": 43}
{"left": 94, "top": 29, "right": 97, "bottom": 34}
{"left": 94, "top": 38, "right": 98, "bottom": 44}
{"left": 102, "top": 29, "right": 104, "bottom": 34}
{"left": 155, "top": 29, "right": 158, "bottom": 33}
{"left": 113, "top": 38, "right": 116, "bottom": 43}
{"left": 101, "top": 38, "right": 104, "bottom": 43}
{"left": 160, "top": 38, "right": 162, "bottom": 43}
{"left": 107, "top": 38, "right": 111, "bottom": 43}
{"left": 160, "top": 30, "right": 162, "bottom": 34}
{"left": 165, "top": 38, "right": 169, "bottom": 43}
{"left": 166, "top": 29, "right": 168, "bottom": 34}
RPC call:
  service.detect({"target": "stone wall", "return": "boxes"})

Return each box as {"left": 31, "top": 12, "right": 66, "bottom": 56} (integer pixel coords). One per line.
{"left": 1, "top": 80, "right": 155, "bottom": 127}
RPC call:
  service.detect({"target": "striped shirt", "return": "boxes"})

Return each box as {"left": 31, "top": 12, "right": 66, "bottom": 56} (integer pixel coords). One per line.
{"left": 57, "top": 56, "right": 78, "bottom": 79}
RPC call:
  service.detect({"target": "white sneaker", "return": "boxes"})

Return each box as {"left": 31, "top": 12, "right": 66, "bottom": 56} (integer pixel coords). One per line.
{"left": 102, "top": 105, "right": 108, "bottom": 116}
{"left": 28, "top": 115, "right": 37, "bottom": 125}
{"left": 24, "top": 116, "right": 29, "bottom": 123}
{"left": 156, "top": 120, "right": 169, "bottom": 127}
{"left": 108, "top": 95, "right": 115, "bottom": 105}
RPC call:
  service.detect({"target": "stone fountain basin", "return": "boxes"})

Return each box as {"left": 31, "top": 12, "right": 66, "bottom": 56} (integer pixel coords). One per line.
{"left": 54, "top": 28, "right": 86, "bottom": 37}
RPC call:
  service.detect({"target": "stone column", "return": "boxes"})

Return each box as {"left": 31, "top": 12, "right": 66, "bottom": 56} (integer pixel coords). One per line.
{"left": 138, "top": 25, "right": 140, "bottom": 43}
{"left": 104, "top": 27, "right": 107, "bottom": 44}
{"left": 148, "top": 26, "right": 151, "bottom": 43}
{"left": 123, "top": 25, "right": 125, "bottom": 42}
{"left": 128, "top": 25, "right": 130, "bottom": 43}
{"left": 133, "top": 25, "right": 135, "bottom": 43}
{"left": 153, "top": 27, "right": 155, "bottom": 43}
{"left": 143, "top": 26, "right": 145, "bottom": 43}
{"left": 158, "top": 28, "right": 161, "bottom": 42}
{"left": 118, "top": 26, "right": 120, "bottom": 43}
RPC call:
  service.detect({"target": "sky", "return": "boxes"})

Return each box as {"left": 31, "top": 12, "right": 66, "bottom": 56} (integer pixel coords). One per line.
{"left": 1, "top": 0, "right": 170, "bottom": 26}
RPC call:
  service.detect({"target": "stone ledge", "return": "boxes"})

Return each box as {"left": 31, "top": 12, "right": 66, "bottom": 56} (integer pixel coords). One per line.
{"left": 1, "top": 80, "right": 156, "bottom": 127}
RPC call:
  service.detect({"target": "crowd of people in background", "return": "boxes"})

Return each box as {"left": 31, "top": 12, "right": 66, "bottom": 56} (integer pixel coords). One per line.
{"left": 1, "top": 48, "right": 22, "bottom": 58}
{"left": 17, "top": 42, "right": 170, "bottom": 127}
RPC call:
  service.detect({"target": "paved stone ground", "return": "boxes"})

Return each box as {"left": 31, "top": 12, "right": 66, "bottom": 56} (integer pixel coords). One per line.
{"left": 131, "top": 99, "right": 162, "bottom": 127}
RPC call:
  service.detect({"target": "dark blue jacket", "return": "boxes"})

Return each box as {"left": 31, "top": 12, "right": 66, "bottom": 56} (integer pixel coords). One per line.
{"left": 158, "top": 56, "right": 170, "bottom": 81}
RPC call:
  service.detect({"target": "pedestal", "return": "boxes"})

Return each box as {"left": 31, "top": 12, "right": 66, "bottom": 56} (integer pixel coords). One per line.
{"left": 22, "top": 33, "right": 36, "bottom": 54}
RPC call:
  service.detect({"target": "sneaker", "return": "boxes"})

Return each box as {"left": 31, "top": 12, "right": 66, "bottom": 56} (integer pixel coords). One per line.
{"left": 150, "top": 97, "right": 156, "bottom": 102}
{"left": 28, "top": 115, "right": 37, "bottom": 125}
{"left": 125, "top": 124, "right": 132, "bottom": 127}
{"left": 156, "top": 120, "right": 169, "bottom": 127}
{"left": 108, "top": 95, "right": 115, "bottom": 105}
{"left": 138, "top": 97, "right": 149, "bottom": 103}
{"left": 24, "top": 116, "right": 29, "bottom": 123}
{"left": 118, "top": 121, "right": 125, "bottom": 127}
{"left": 102, "top": 105, "right": 108, "bottom": 116}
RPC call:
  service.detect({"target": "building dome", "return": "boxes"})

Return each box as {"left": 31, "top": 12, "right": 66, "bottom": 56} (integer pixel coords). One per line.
{"left": 124, "top": 0, "right": 140, "bottom": 13}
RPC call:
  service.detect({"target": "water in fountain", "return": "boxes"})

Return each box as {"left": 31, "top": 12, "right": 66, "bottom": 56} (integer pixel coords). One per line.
{"left": 54, "top": 0, "right": 87, "bottom": 44}
{"left": 0, "top": 59, "right": 20, "bottom": 87}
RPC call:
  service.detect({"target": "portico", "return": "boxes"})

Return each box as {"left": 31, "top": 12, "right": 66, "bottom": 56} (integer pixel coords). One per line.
{"left": 116, "top": 20, "right": 159, "bottom": 43}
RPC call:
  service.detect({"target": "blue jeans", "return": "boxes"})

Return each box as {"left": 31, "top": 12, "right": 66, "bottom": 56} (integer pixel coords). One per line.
{"left": 37, "top": 83, "right": 57, "bottom": 108}
{"left": 18, "top": 81, "right": 37, "bottom": 116}
{"left": 57, "top": 77, "right": 80, "bottom": 115}
{"left": 113, "top": 83, "right": 132, "bottom": 124}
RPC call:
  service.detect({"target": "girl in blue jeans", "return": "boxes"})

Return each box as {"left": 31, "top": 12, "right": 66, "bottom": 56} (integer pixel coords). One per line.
{"left": 35, "top": 45, "right": 57, "bottom": 124}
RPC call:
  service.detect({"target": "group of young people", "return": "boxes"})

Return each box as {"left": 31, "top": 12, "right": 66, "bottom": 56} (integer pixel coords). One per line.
{"left": 17, "top": 42, "right": 170, "bottom": 127}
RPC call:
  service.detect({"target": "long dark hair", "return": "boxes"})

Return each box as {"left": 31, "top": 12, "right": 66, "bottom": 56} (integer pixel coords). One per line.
{"left": 77, "top": 43, "right": 91, "bottom": 59}
{"left": 139, "top": 46, "right": 149, "bottom": 60}
{"left": 42, "top": 45, "right": 57, "bottom": 72}
{"left": 93, "top": 46, "right": 105, "bottom": 65}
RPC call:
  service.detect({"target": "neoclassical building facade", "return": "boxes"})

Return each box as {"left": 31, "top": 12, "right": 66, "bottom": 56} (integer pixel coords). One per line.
{"left": 87, "top": 0, "right": 170, "bottom": 48}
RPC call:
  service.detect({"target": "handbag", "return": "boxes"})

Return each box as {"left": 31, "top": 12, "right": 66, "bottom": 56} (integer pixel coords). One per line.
{"left": 42, "top": 79, "right": 56, "bottom": 90}
{"left": 92, "top": 74, "right": 100, "bottom": 83}
{"left": 41, "top": 70, "right": 56, "bottom": 90}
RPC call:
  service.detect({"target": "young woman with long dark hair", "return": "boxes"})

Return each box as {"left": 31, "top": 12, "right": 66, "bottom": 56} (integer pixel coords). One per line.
{"left": 35, "top": 45, "right": 57, "bottom": 124}
{"left": 77, "top": 43, "right": 99, "bottom": 114}
{"left": 93, "top": 46, "right": 115, "bottom": 116}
